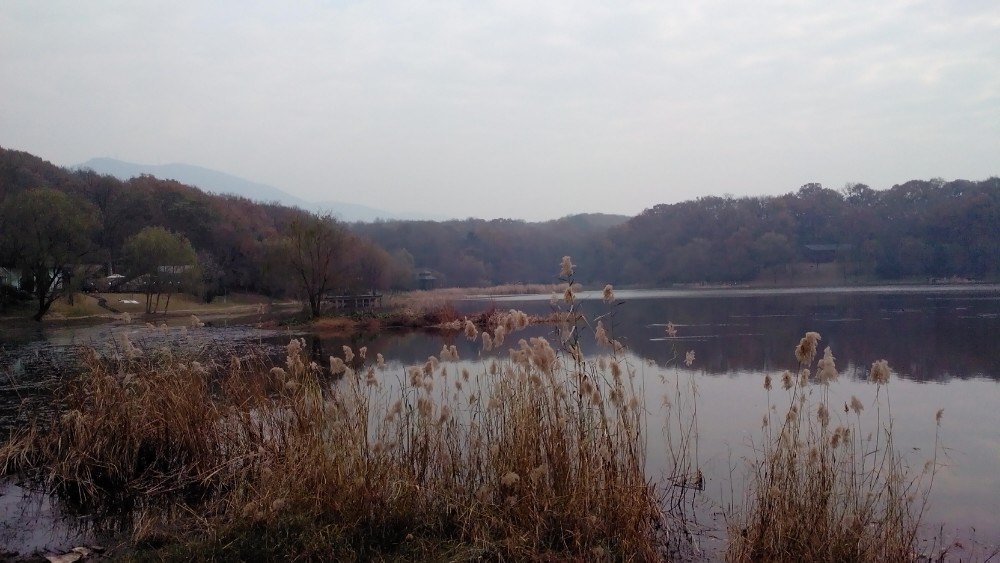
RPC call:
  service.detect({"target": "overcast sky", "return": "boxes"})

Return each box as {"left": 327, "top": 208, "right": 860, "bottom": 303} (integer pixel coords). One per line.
{"left": 2, "top": 1, "right": 998, "bottom": 220}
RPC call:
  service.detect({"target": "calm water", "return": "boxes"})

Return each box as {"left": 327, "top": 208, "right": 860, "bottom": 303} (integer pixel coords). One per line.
{"left": 303, "top": 285, "right": 1000, "bottom": 554}
{"left": 2, "top": 286, "right": 999, "bottom": 556}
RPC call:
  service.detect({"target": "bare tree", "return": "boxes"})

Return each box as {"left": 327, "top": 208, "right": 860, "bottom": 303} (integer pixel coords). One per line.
{"left": 288, "top": 214, "right": 348, "bottom": 318}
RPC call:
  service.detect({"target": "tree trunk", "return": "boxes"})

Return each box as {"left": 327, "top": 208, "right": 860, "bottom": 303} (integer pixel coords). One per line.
{"left": 32, "top": 269, "right": 56, "bottom": 322}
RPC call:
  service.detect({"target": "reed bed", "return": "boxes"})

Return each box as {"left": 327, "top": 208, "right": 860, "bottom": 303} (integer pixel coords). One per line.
{"left": 725, "top": 333, "right": 939, "bottom": 562}
{"left": 391, "top": 282, "right": 572, "bottom": 303}
{"left": 0, "top": 312, "right": 672, "bottom": 559}
{"left": 386, "top": 282, "right": 581, "bottom": 314}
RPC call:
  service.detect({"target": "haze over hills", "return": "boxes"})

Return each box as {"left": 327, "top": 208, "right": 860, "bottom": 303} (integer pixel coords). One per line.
{"left": 75, "top": 158, "right": 446, "bottom": 222}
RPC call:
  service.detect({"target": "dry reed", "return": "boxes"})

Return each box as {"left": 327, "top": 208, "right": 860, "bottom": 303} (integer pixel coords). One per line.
{"left": 725, "top": 334, "right": 940, "bottom": 562}
{"left": 1, "top": 314, "right": 670, "bottom": 560}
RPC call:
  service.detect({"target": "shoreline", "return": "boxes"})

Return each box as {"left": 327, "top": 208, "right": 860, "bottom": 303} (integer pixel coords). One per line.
{"left": 2, "top": 280, "right": 997, "bottom": 334}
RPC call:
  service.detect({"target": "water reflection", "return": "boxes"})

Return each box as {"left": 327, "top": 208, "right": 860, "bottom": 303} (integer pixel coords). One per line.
{"left": 458, "top": 286, "right": 1000, "bottom": 382}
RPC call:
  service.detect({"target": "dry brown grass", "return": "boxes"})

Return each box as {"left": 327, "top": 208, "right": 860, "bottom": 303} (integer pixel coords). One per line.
{"left": 725, "top": 334, "right": 939, "bottom": 562}
{"left": 388, "top": 282, "right": 579, "bottom": 311}
{"left": 309, "top": 315, "right": 379, "bottom": 335}
{"left": 1, "top": 310, "right": 671, "bottom": 559}
{"left": 379, "top": 282, "right": 588, "bottom": 332}
{"left": 0, "top": 342, "right": 272, "bottom": 501}
{"left": 47, "top": 295, "right": 108, "bottom": 318}
{"left": 392, "top": 282, "right": 570, "bottom": 302}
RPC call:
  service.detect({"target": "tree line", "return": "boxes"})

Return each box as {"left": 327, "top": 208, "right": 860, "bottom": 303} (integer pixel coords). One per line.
{"left": 2, "top": 146, "right": 998, "bottom": 321}
{"left": 353, "top": 179, "right": 1000, "bottom": 287}
{"left": 601, "top": 180, "right": 1000, "bottom": 285}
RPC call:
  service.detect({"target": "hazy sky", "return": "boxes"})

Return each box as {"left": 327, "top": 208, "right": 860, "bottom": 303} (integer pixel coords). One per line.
{"left": 2, "top": 1, "right": 998, "bottom": 221}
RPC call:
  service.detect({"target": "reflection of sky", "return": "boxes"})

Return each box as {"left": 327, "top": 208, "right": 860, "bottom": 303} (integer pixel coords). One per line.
{"left": 688, "top": 371, "right": 1000, "bottom": 545}
{"left": 0, "top": 481, "right": 91, "bottom": 554}
{"left": 891, "top": 378, "right": 1000, "bottom": 541}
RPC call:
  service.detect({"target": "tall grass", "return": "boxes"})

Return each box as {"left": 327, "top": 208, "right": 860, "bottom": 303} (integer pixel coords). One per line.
{"left": 1, "top": 314, "right": 671, "bottom": 559}
{"left": 725, "top": 334, "right": 939, "bottom": 562}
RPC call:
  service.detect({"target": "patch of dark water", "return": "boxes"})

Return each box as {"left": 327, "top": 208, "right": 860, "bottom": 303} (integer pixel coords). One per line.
{"left": 0, "top": 480, "right": 97, "bottom": 558}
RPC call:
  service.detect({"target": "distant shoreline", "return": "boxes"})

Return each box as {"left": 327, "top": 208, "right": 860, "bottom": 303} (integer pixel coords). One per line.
{"left": 2, "top": 279, "right": 997, "bottom": 331}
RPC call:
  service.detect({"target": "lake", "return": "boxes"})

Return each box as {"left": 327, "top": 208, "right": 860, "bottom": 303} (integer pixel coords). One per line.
{"left": 2, "top": 285, "right": 998, "bottom": 557}
{"left": 306, "top": 285, "right": 1000, "bottom": 556}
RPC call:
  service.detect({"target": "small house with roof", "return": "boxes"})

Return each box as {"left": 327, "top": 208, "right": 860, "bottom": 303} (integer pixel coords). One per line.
{"left": 416, "top": 269, "right": 438, "bottom": 290}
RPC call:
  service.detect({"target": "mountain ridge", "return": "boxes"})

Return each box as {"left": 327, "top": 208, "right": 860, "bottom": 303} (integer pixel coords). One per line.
{"left": 74, "top": 157, "right": 444, "bottom": 222}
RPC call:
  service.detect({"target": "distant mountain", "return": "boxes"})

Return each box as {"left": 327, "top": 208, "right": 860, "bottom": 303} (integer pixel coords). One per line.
{"left": 75, "top": 158, "right": 433, "bottom": 222}
{"left": 76, "top": 158, "right": 309, "bottom": 207}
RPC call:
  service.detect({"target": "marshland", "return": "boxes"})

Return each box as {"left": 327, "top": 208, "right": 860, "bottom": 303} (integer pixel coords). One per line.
{"left": 2, "top": 279, "right": 998, "bottom": 561}
{"left": 6, "top": 2, "right": 1000, "bottom": 558}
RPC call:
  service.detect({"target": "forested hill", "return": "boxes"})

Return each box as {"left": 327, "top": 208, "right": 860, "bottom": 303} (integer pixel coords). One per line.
{"left": 341, "top": 179, "right": 1000, "bottom": 286}
{"left": 352, "top": 213, "right": 630, "bottom": 287}
{"left": 601, "top": 180, "right": 1000, "bottom": 285}
{"left": 2, "top": 146, "right": 999, "bottom": 294}
{"left": 0, "top": 147, "right": 393, "bottom": 300}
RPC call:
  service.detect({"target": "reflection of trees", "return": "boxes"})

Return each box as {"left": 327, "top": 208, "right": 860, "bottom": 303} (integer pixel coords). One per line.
{"left": 619, "top": 294, "right": 1000, "bottom": 381}
{"left": 615, "top": 293, "right": 1000, "bottom": 383}
{"left": 445, "top": 293, "right": 1000, "bottom": 383}
{"left": 264, "top": 292, "right": 1000, "bottom": 383}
